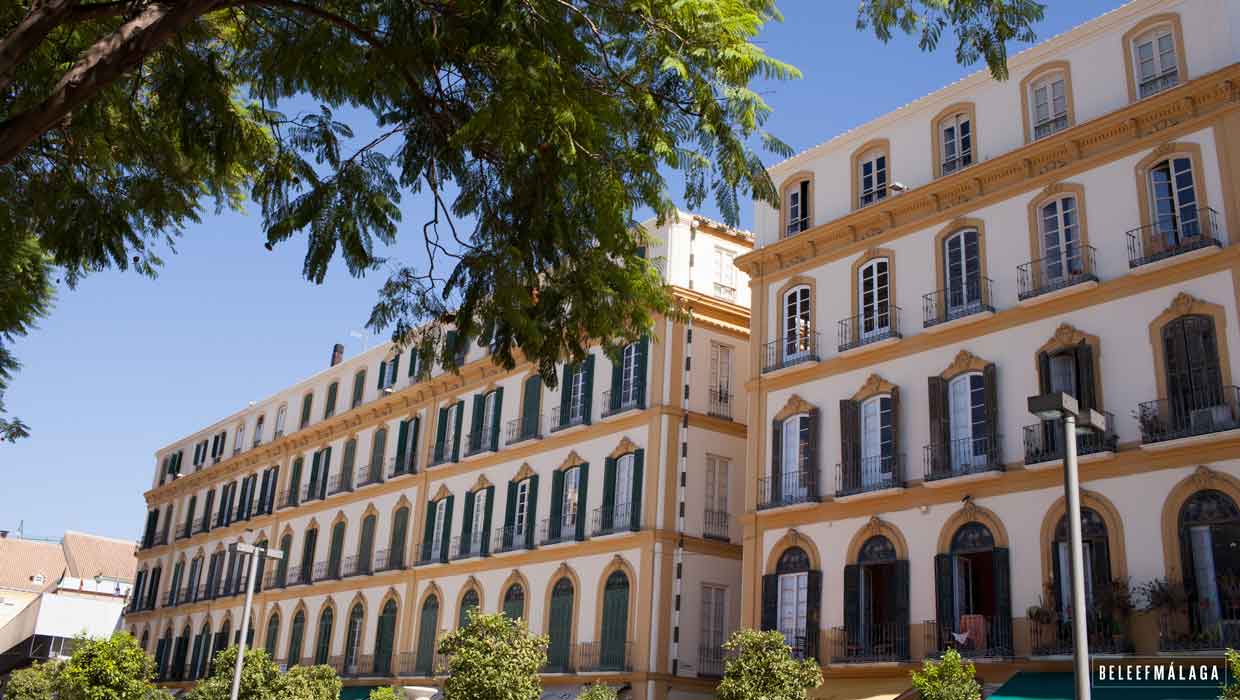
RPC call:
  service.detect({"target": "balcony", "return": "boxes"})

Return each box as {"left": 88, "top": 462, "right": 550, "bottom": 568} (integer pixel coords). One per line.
{"left": 327, "top": 472, "right": 353, "bottom": 496}
{"left": 450, "top": 533, "right": 487, "bottom": 560}
{"left": 838, "top": 307, "right": 902, "bottom": 353}
{"left": 356, "top": 463, "right": 384, "bottom": 488}
{"left": 703, "top": 510, "right": 729, "bottom": 541}
{"left": 284, "top": 567, "right": 308, "bottom": 587}
{"left": 175, "top": 522, "right": 192, "bottom": 540}
{"left": 312, "top": 560, "right": 340, "bottom": 582}
{"left": 416, "top": 541, "right": 447, "bottom": 566}
{"left": 762, "top": 332, "right": 821, "bottom": 374}
{"left": 1022, "top": 412, "right": 1117, "bottom": 466}
{"left": 1159, "top": 611, "right": 1240, "bottom": 652}
{"left": 463, "top": 431, "right": 499, "bottom": 458}
{"left": 543, "top": 647, "right": 575, "bottom": 674}
{"left": 778, "top": 629, "right": 816, "bottom": 661}
{"left": 1137, "top": 385, "right": 1240, "bottom": 445}
{"left": 575, "top": 641, "right": 633, "bottom": 672}
{"left": 1030, "top": 611, "right": 1132, "bottom": 656}
{"left": 602, "top": 381, "right": 642, "bottom": 418}
{"left": 836, "top": 454, "right": 905, "bottom": 498}
{"left": 828, "top": 623, "right": 910, "bottom": 663}
{"left": 492, "top": 525, "right": 534, "bottom": 554}
{"left": 550, "top": 405, "right": 588, "bottom": 433}
{"left": 923, "top": 435, "right": 1004, "bottom": 484}
{"left": 923, "top": 278, "right": 994, "bottom": 329}
{"left": 540, "top": 515, "right": 581, "bottom": 546}
{"left": 150, "top": 531, "right": 168, "bottom": 548}
{"left": 389, "top": 455, "right": 415, "bottom": 479}
{"left": 398, "top": 650, "right": 448, "bottom": 677}
{"left": 373, "top": 548, "right": 403, "bottom": 572}
{"left": 1139, "top": 67, "right": 1180, "bottom": 99}
{"left": 339, "top": 555, "right": 374, "bottom": 578}
{"left": 923, "top": 617, "right": 1013, "bottom": 659}
{"left": 263, "top": 570, "right": 287, "bottom": 590}
{"left": 1017, "top": 246, "right": 1098, "bottom": 302}
{"left": 708, "top": 389, "right": 734, "bottom": 420}
{"left": 591, "top": 503, "right": 636, "bottom": 537}
{"left": 713, "top": 282, "right": 737, "bottom": 301}
{"left": 697, "top": 644, "right": 726, "bottom": 678}
{"left": 193, "top": 516, "right": 209, "bottom": 534}
{"left": 757, "top": 468, "right": 819, "bottom": 510}
{"left": 278, "top": 487, "right": 298, "bottom": 510}
{"left": 192, "top": 583, "right": 210, "bottom": 602}
{"left": 506, "top": 415, "right": 544, "bottom": 445}
{"left": 1127, "top": 206, "right": 1222, "bottom": 270}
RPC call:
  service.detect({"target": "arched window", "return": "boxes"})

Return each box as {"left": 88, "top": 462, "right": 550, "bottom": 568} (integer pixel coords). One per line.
{"left": 344, "top": 604, "right": 364, "bottom": 673}
{"left": 782, "top": 285, "right": 812, "bottom": 362}
{"left": 859, "top": 394, "right": 895, "bottom": 486}
{"left": 1130, "top": 23, "right": 1180, "bottom": 98}
{"left": 172, "top": 625, "right": 191, "bottom": 680}
{"left": 1178, "top": 490, "right": 1240, "bottom": 637}
{"left": 314, "top": 608, "right": 333, "bottom": 665}
{"left": 600, "top": 572, "right": 631, "bottom": 670}
{"left": 277, "top": 534, "right": 293, "bottom": 586}
{"left": 374, "top": 599, "right": 398, "bottom": 675}
{"left": 547, "top": 578, "right": 575, "bottom": 672}
{"left": 389, "top": 506, "right": 410, "bottom": 569}
{"left": 287, "top": 611, "right": 305, "bottom": 667}
{"left": 1036, "top": 195, "right": 1086, "bottom": 287}
{"left": 779, "top": 413, "right": 811, "bottom": 503}
{"left": 857, "top": 257, "right": 891, "bottom": 341}
{"left": 857, "top": 148, "right": 888, "bottom": 208}
{"left": 784, "top": 178, "right": 811, "bottom": 236}
{"left": 503, "top": 584, "right": 525, "bottom": 619}
{"left": 191, "top": 621, "right": 210, "bottom": 678}
{"left": 947, "top": 373, "right": 985, "bottom": 472}
{"left": 351, "top": 369, "right": 367, "bottom": 409}
{"left": 1163, "top": 315, "right": 1224, "bottom": 430}
{"left": 1050, "top": 509, "right": 1112, "bottom": 621}
{"left": 934, "top": 522, "right": 1012, "bottom": 656}
{"left": 414, "top": 595, "right": 439, "bottom": 674}
{"left": 459, "top": 589, "right": 480, "bottom": 628}
{"left": 324, "top": 381, "right": 339, "bottom": 419}
{"left": 264, "top": 612, "right": 280, "bottom": 656}
{"left": 358, "top": 515, "right": 376, "bottom": 574}
{"left": 941, "top": 229, "right": 982, "bottom": 316}
{"left": 937, "top": 110, "right": 972, "bottom": 175}
{"left": 774, "top": 547, "right": 811, "bottom": 656}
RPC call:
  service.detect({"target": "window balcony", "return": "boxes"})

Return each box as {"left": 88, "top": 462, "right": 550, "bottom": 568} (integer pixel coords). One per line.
{"left": 708, "top": 389, "right": 734, "bottom": 420}
{"left": 575, "top": 641, "right": 633, "bottom": 673}
{"left": 703, "top": 510, "right": 729, "bottom": 541}
{"left": 312, "top": 561, "right": 340, "bottom": 582}
{"left": 278, "top": 487, "right": 298, "bottom": 510}
{"left": 762, "top": 333, "right": 821, "bottom": 374}
{"left": 150, "top": 531, "right": 168, "bottom": 548}
{"left": 828, "top": 623, "right": 910, "bottom": 663}
{"left": 327, "top": 472, "right": 354, "bottom": 495}
{"left": 398, "top": 650, "right": 448, "bottom": 677}
{"left": 923, "top": 435, "right": 1004, "bottom": 483}
{"left": 176, "top": 522, "right": 193, "bottom": 540}
{"left": 923, "top": 617, "right": 1013, "bottom": 659}
{"left": 416, "top": 541, "right": 447, "bottom": 566}
{"left": 1137, "top": 385, "right": 1240, "bottom": 445}
{"left": 1139, "top": 67, "right": 1180, "bottom": 99}
{"left": 1030, "top": 611, "right": 1132, "bottom": 656}
{"left": 463, "top": 431, "right": 499, "bottom": 458}
{"left": 284, "top": 568, "right": 308, "bottom": 587}
{"left": 492, "top": 525, "right": 533, "bottom": 554}
{"left": 550, "top": 405, "right": 587, "bottom": 433}
{"left": 540, "top": 515, "right": 581, "bottom": 545}
{"left": 836, "top": 454, "right": 905, "bottom": 498}
{"left": 389, "top": 454, "right": 415, "bottom": 479}
{"left": 372, "top": 548, "right": 402, "bottom": 572}
{"left": 356, "top": 463, "right": 384, "bottom": 488}
{"left": 450, "top": 533, "right": 487, "bottom": 560}
{"left": 697, "top": 644, "right": 728, "bottom": 678}
{"left": 757, "top": 468, "right": 820, "bottom": 510}
{"left": 838, "top": 307, "right": 902, "bottom": 353}
{"left": 192, "top": 583, "right": 211, "bottom": 601}
{"left": 778, "top": 629, "right": 816, "bottom": 661}
{"left": 1126, "top": 206, "right": 1222, "bottom": 270}
{"left": 1022, "top": 412, "right": 1117, "bottom": 466}
{"left": 1159, "top": 611, "right": 1240, "bottom": 652}
{"left": 602, "top": 381, "right": 643, "bottom": 418}
{"left": 339, "top": 555, "right": 374, "bottom": 578}
{"left": 1017, "top": 245, "right": 1098, "bottom": 302}
{"left": 923, "top": 278, "right": 994, "bottom": 329}
{"left": 592, "top": 503, "right": 637, "bottom": 536}
{"left": 506, "top": 415, "right": 543, "bottom": 446}
{"left": 192, "top": 516, "right": 209, "bottom": 535}
{"left": 262, "top": 570, "right": 287, "bottom": 590}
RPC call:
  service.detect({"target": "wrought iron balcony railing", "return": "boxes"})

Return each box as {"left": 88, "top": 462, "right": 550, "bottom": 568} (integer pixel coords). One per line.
{"left": 506, "top": 415, "right": 544, "bottom": 445}
{"left": 836, "top": 454, "right": 905, "bottom": 497}
{"left": 492, "top": 525, "right": 534, "bottom": 554}
{"left": 923, "top": 278, "right": 993, "bottom": 328}
{"left": 1138, "top": 385, "right": 1240, "bottom": 444}
{"left": 540, "top": 515, "right": 581, "bottom": 545}
{"left": 1139, "top": 67, "right": 1180, "bottom": 98}
{"left": 762, "top": 333, "right": 821, "bottom": 374}
{"left": 1017, "top": 245, "right": 1098, "bottom": 301}
{"left": 838, "top": 307, "right": 902, "bottom": 353}
{"left": 923, "top": 617, "right": 1013, "bottom": 659}
{"left": 757, "top": 468, "right": 819, "bottom": 510}
{"left": 708, "top": 389, "right": 733, "bottom": 420}
{"left": 828, "top": 623, "right": 910, "bottom": 663}
{"left": 602, "top": 381, "right": 643, "bottom": 417}
{"left": 703, "top": 510, "right": 729, "bottom": 540}
{"left": 923, "top": 434, "right": 1004, "bottom": 482}
{"left": 1023, "top": 412, "right": 1117, "bottom": 464}
{"left": 550, "top": 405, "right": 588, "bottom": 433}
{"left": 575, "top": 641, "right": 633, "bottom": 672}
{"left": 1127, "top": 206, "right": 1222, "bottom": 269}
{"left": 450, "top": 533, "right": 487, "bottom": 560}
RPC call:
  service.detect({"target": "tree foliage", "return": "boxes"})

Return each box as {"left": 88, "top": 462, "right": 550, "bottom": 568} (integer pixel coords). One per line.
{"left": 5, "top": 659, "right": 62, "bottom": 700}
{"left": 0, "top": 0, "right": 1045, "bottom": 435}
{"left": 910, "top": 648, "right": 981, "bottom": 700}
{"left": 439, "top": 609, "right": 548, "bottom": 700}
{"left": 577, "top": 683, "right": 618, "bottom": 700}
{"left": 715, "top": 629, "right": 821, "bottom": 700}
{"left": 5, "top": 633, "right": 166, "bottom": 700}
{"left": 183, "top": 647, "right": 341, "bottom": 700}
{"left": 367, "top": 686, "right": 401, "bottom": 700}
{"left": 1222, "top": 648, "right": 1240, "bottom": 700}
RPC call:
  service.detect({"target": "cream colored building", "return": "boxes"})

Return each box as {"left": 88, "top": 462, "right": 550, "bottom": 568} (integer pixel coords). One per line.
{"left": 123, "top": 213, "right": 751, "bottom": 700}
{"left": 737, "top": 0, "right": 1240, "bottom": 697}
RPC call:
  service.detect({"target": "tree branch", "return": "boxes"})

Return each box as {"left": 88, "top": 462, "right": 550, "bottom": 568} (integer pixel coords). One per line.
{"left": 0, "top": 0, "right": 83, "bottom": 93}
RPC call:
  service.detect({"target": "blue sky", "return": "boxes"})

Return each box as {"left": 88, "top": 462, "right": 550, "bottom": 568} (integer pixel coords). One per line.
{"left": 1, "top": 0, "right": 1123, "bottom": 542}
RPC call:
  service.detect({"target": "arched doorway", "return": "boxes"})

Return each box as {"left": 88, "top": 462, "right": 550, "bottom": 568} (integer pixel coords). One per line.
{"left": 414, "top": 595, "right": 439, "bottom": 675}
{"left": 1175, "top": 490, "right": 1240, "bottom": 648}
{"left": 599, "top": 571, "right": 630, "bottom": 670}
{"left": 546, "top": 578, "right": 574, "bottom": 672}
{"left": 933, "top": 522, "right": 1011, "bottom": 657}
{"left": 459, "top": 589, "right": 480, "bottom": 628}
{"left": 343, "top": 603, "right": 363, "bottom": 674}
{"left": 503, "top": 584, "right": 525, "bottom": 619}
{"left": 374, "top": 599, "right": 397, "bottom": 675}
{"left": 761, "top": 546, "right": 821, "bottom": 661}
{"left": 841, "top": 535, "right": 909, "bottom": 661}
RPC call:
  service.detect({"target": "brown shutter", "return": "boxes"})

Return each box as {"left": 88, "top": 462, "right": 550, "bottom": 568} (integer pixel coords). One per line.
{"left": 982, "top": 363, "right": 999, "bottom": 462}
{"left": 805, "top": 408, "right": 820, "bottom": 499}
{"left": 888, "top": 386, "right": 901, "bottom": 469}
{"left": 1074, "top": 343, "right": 1096, "bottom": 410}
{"left": 1036, "top": 351, "right": 1052, "bottom": 394}
{"left": 839, "top": 399, "right": 860, "bottom": 489}
{"left": 769, "top": 419, "right": 783, "bottom": 506}
{"left": 927, "top": 376, "right": 950, "bottom": 478}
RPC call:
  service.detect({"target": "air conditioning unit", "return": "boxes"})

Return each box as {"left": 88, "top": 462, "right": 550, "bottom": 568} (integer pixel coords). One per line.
{"left": 1191, "top": 404, "right": 1232, "bottom": 432}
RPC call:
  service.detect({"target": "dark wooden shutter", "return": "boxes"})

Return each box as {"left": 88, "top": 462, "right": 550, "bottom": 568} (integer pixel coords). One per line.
{"left": 390, "top": 351, "right": 401, "bottom": 379}
{"left": 1050, "top": 542, "right": 1065, "bottom": 614}
{"left": 342, "top": 439, "right": 356, "bottom": 486}
{"left": 840, "top": 399, "right": 860, "bottom": 490}
{"left": 434, "top": 407, "right": 448, "bottom": 462}
{"left": 451, "top": 401, "right": 464, "bottom": 461}
{"left": 636, "top": 337, "right": 649, "bottom": 408}
{"left": 308, "top": 451, "right": 322, "bottom": 500}
{"left": 525, "top": 474, "right": 539, "bottom": 548}
{"left": 408, "top": 350, "right": 419, "bottom": 378}
{"left": 993, "top": 547, "right": 1012, "bottom": 652}
{"left": 888, "top": 386, "right": 901, "bottom": 470}
{"left": 522, "top": 376, "right": 542, "bottom": 437}
{"left": 319, "top": 447, "right": 331, "bottom": 499}
{"left": 806, "top": 569, "right": 822, "bottom": 661}
{"left": 982, "top": 363, "right": 999, "bottom": 455}
{"left": 439, "top": 496, "right": 454, "bottom": 562}
{"left": 559, "top": 363, "right": 575, "bottom": 427}
{"left": 395, "top": 420, "right": 410, "bottom": 474}
{"left": 415, "top": 598, "right": 438, "bottom": 673}
{"left": 421, "top": 503, "right": 436, "bottom": 562}
{"left": 287, "top": 460, "right": 301, "bottom": 507}
{"left": 1075, "top": 343, "right": 1096, "bottom": 410}
{"left": 799, "top": 181, "right": 810, "bottom": 229}
{"left": 934, "top": 553, "right": 955, "bottom": 638}
{"left": 770, "top": 419, "right": 783, "bottom": 505}
{"left": 300, "top": 393, "right": 313, "bottom": 428}
{"left": 461, "top": 491, "right": 475, "bottom": 554}
{"left": 503, "top": 482, "right": 517, "bottom": 549}
{"left": 928, "top": 376, "right": 950, "bottom": 476}
{"left": 352, "top": 371, "right": 365, "bottom": 407}
{"left": 469, "top": 393, "right": 485, "bottom": 452}
{"left": 843, "top": 564, "right": 860, "bottom": 643}
{"left": 582, "top": 355, "right": 596, "bottom": 423}
{"left": 575, "top": 463, "right": 589, "bottom": 541}
{"left": 408, "top": 416, "right": 421, "bottom": 472}
{"left": 630, "top": 450, "right": 644, "bottom": 531}
{"left": 377, "top": 361, "right": 387, "bottom": 389}
{"left": 550, "top": 471, "right": 565, "bottom": 540}
{"left": 609, "top": 348, "right": 623, "bottom": 413}
{"left": 480, "top": 486, "right": 495, "bottom": 555}
{"left": 1037, "top": 351, "right": 1052, "bottom": 394}
{"left": 328, "top": 523, "right": 345, "bottom": 577}
{"left": 761, "top": 574, "right": 778, "bottom": 631}
{"left": 602, "top": 457, "right": 617, "bottom": 530}
{"left": 893, "top": 559, "right": 911, "bottom": 658}
{"left": 325, "top": 382, "right": 338, "bottom": 418}
{"left": 490, "top": 387, "right": 504, "bottom": 449}
{"left": 805, "top": 409, "right": 820, "bottom": 499}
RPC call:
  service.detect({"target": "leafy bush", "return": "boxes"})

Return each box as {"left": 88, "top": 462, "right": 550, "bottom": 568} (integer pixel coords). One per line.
{"left": 715, "top": 629, "right": 821, "bottom": 700}
{"left": 440, "top": 609, "right": 548, "bottom": 700}
{"left": 910, "top": 649, "right": 981, "bottom": 700}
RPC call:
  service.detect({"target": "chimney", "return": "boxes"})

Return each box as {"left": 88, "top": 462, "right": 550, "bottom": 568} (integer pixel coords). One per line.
{"left": 330, "top": 343, "right": 345, "bottom": 367}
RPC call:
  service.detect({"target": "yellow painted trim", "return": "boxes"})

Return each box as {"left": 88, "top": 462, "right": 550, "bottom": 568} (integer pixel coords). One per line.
{"left": 1122, "top": 13, "right": 1189, "bottom": 105}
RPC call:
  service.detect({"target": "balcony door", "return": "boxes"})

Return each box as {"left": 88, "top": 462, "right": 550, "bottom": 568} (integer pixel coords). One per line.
{"left": 858, "top": 258, "right": 890, "bottom": 341}
{"left": 781, "top": 414, "right": 808, "bottom": 501}
{"left": 1039, "top": 196, "right": 1082, "bottom": 283}
{"left": 783, "top": 286, "right": 811, "bottom": 362}
{"left": 614, "top": 453, "right": 635, "bottom": 525}
{"left": 1179, "top": 490, "right": 1240, "bottom": 636}
{"left": 599, "top": 571, "right": 630, "bottom": 670}
{"left": 948, "top": 374, "right": 986, "bottom": 472}
{"left": 1149, "top": 157, "right": 1200, "bottom": 247}
{"left": 1163, "top": 315, "right": 1224, "bottom": 423}
{"left": 860, "top": 397, "right": 893, "bottom": 487}
{"left": 943, "top": 229, "right": 981, "bottom": 315}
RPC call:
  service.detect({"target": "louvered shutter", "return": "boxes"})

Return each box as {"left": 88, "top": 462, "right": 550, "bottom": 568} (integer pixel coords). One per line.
{"left": 325, "top": 382, "right": 338, "bottom": 417}
{"left": 769, "top": 419, "right": 783, "bottom": 506}
{"left": 934, "top": 553, "right": 955, "bottom": 637}
{"left": 480, "top": 486, "right": 495, "bottom": 555}
{"left": 806, "top": 570, "right": 822, "bottom": 662}
{"left": 1037, "top": 351, "right": 1052, "bottom": 394}
{"left": 630, "top": 450, "right": 644, "bottom": 531}
{"left": 522, "top": 376, "right": 542, "bottom": 438}
{"left": 893, "top": 559, "right": 911, "bottom": 658}
{"left": 489, "top": 388, "right": 504, "bottom": 449}
{"left": 575, "top": 463, "right": 589, "bottom": 541}
{"left": 760, "top": 574, "right": 778, "bottom": 631}
{"left": 993, "top": 547, "right": 1013, "bottom": 652}
{"left": 461, "top": 491, "right": 475, "bottom": 555}
{"left": 559, "top": 363, "right": 574, "bottom": 427}
{"left": 433, "top": 407, "right": 447, "bottom": 462}
{"left": 408, "top": 416, "right": 420, "bottom": 472}
{"left": 469, "top": 394, "right": 485, "bottom": 453}
{"left": 805, "top": 409, "right": 820, "bottom": 499}
{"left": 525, "top": 475, "right": 539, "bottom": 549}
{"left": 843, "top": 564, "right": 860, "bottom": 644}
{"left": 1076, "top": 343, "right": 1096, "bottom": 410}
{"left": 636, "top": 337, "right": 649, "bottom": 408}
{"left": 602, "top": 457, "right": 617, "bottom": 530}
{"left": 390, "top": 351, "right": 401, "bottom": 379}
{"left": 928, "top": 376, "right": 950, "bottom": 477}
{"left": 888, "top": 387, "right": 901, "bottom": 474}
{"left": 503, "top": 482, "right": 517, "bottom": 549}
{"left": 582, "top": 355, "right": 595, "bottom": 423}
{"left": 439, "top": 496, "right": 454, "bottom": 563}
{"left": 609, "top": 348, "right": 623, "bottom": 413}
{"left": 377, "top": 361, "right": 387, "bottom": 390}
{"left": 451, "top": 401, "right": 464, "bottom": 461}
{"left": 840, "top": 399, "right": 860, "bottom": 492}
{"left": 550, "top": 471, "right": 565, "bottom": 540}
{"left": 319, "top": 447, "right": 331, "bottom": 499}
{"left": 982, "top": 363, "right": 999, "bottom": 461}
{"left": 395, "top": 420, "right": 409, "bottom": 474}
{"left": 421, "top": 503, "right": 436, "bottom": 563}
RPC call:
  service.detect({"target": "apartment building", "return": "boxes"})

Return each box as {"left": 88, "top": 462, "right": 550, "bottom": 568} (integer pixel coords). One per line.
{"left": 737, "top": 0, "right": 1240, "bottom": 697}
{"left": 122, "top": 213, "right": 751, "bottom": 700}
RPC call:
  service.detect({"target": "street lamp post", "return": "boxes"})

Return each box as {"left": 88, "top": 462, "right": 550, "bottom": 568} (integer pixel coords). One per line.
{"left": 229, "top": 530, "right": 283, "bottom": 700}
{"left": 1027, "top": 392, "right": 1106, "bottom": 700}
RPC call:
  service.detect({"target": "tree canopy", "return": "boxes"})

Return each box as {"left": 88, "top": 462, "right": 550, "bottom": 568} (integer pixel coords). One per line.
{"left": 4, "top": 632, "right": 167, "bottom": 700}
{"left": 715, "top": 629, "right": 822, "bottom": 700}
{"left": 439, "top": 609, "right": 548, "bottom": 700}
{"left": 184, "top": 646, "right": 342, "bottom": 700}
{"left": 0, "top": 0, "right": 1045, "bottom": 439}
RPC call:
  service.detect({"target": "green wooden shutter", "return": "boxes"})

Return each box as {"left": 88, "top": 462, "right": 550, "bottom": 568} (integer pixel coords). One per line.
{"left": 503, "top": 482, "right": 517, "bottom": 549}
{"left": 315, "top": 610, "right": 332, "bottom": 664}
{"left": 374, "top": 600, "right": 397, "bottom": 674}
{"left": 300, "top": 393, "right": 313, "bottom": 428}
{"left": 451, "top": 401, "right": 464, "bottom": 461}
{"left": 434, "top": 407, "right": 448, "bottom": 462}
{"left": 629, "top": 449, "right": 644, "bottom": 531}
{"left": 575, "top": 463, "right": 589, "bottom": 541}
{"left": 1076, "top": 343, "right": 1096, "bottom": 410}
{"left": 769, "top": 420, "right": 782, "bottom": 505}
{"left": 377, "top": 361, "right": 387, "bottom": 389}
{"left": 559, "top": 363, "right": 574, "bottom": 427}
{"left": 806, "top": 409, "right": 820, "bottom": 499}
{"left": 761, "top": 574, "right": 778, "bottom": 631}
{"left": 390, "top": 351, "right": 401, "bottom": 378}
{"left": 461, "top": 491, "right": 476, "bottom": 554}
{"left": 288, "top": 459, "right": 302, "bottom": 507}
{"left": 288, "top": 613, "right": 305, "bottom": 665}
{"left": 342, "top": 439, "right": 356, "bottom": 488}
{"left": 408, "top": 416, "right": 421, "bottom": 472}
{"left": 369, "top": 429, "right": 385, "bottom": 483}
{"left": 982, "top": 363, "right": 999, "bottom": 452}
{"left": 328, "top": 522, "right": 345, "bottom": 578}
{"left": 408, "top": 350, "right": 419, "bottom": 378}
{"left": 319, "top": 447, "right": 331, "bottom": 499}
{"left": 524, "top": 474, "right": 539, "bottom": 549}
{"left": 928, "top": 376, "right": 950, "bottom": 477}
{"left": 480, "top": 486, "right": 495, "bottom": 555}
{"left": 352, "top": 371, "right": 365, "bottom": 408}
{"left": 840, "top": 399, "right": 860, "bottom": 494}
{"left": 549, "top": 471, "right": 565, "bottom": 540}
{"left": 489, "top": 387, "right": 504, "bottom": 449}
{"left": 415, "top": 597, "right": 438, "bottom": 674}
{"left": 522, "top": 375, "right": 542, "bottom": 438}
{"left": 893, "top": 559, "right": 911, "bottom": 658}
{"left": 469, "top": 393, "right": 485, "bottom": 453}
{"left": 395, "top": 420, "right": 410, "bottom": 474}
{"left": 602, "top": 457, "right": 616, "bottom": 531}
{"left": 636, "top": 337, "right": 649, "bottom": 408}
{"left": 547, "top": 581, "right": 574, "bottom": 671}
{"left": 390, "top": 508, "right": 409, "bottom": 568}
{"left": 609, "top": 348, "right": 623, "bottom": 413}
{"left": 359, "top": 516, "right": 375, "bottom": 573}
{"left": 264, "top": 615, "right": 280, "bottom": 656}
{"left": 421, "top": 504, "right": 436, "bottom": 563}
{"left": 202, "top": 491, "right": 215, "bottom": 531}
{"left": 439, "top": 496, "right": 454, "bottom": 563}
{"left": 933, "top": 553, "right": 955, "bottom": 640}
{"left": 582, "top": 355, "right": 595, "bottom": 423}
{"left": 308, "top": 451, "right": 322, "bottom": 500}
{"left": 600, "top": 573, "right": 630, "bottom": 670}
{"left": 993, "top": 547, "right": 1012, "bottom": 653}
{"left": 806, "top": 570, "right": 822, "bottom": 661}
{"left": 324, "top": 382, "right": 338, "bottom": 418}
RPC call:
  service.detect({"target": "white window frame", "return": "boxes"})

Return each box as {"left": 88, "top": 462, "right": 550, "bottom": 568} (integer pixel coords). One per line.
{"left": 471, "top": 489, "right": 487, "bottom": 549}
{"left": 705, "top": 454, "right": 729, "bottom": 513}
{"left": 514, "top": 479, "right": 531, "bottom": 537}
{"left": 1038, "top": 195, "right": 1083, "bottom": 281}
{"left": 781, "top": 414, "right": 807, "bottom": 501}
{"left": 481, "top": 391, "right": 499, "bottom": 449}
{"left": 253, "top": 415, "right": 265, "bottom": 446}
{"left": 782, "top": 286, "right": 811, "bottom": 361}
{"left": 274, "top": 405, "right": 287, "bottom": 437}
{"left": 1147, "top": 156, "right": 1201, "bottom": 246}
{"left": 942, "top": 229, "right": 981, "bottom": 313}
{"left": 562, "top": 466, "right": 580, "bottom": 528}
{"left": 1030, "top": 73, "right": 1068, "bottom": 139}
{"left": 233, "top": 424, "right": 245, "bottom": 455}
{"left": 777, "top": 571, "right": 808, "bottom": 646}
{"left": 939, "top": 112, "right": 972, "bottom": 174}
{"left": 710, "top": 342, "right": 733, "bottom": 397}
{"left": 857, "top": 258, "right": 891, "bottom": 340}
{"left": 569, "top": 366, "right": 586, "bottom": 422}
{"left": 620, "top": 343, "right": 638, "bottom": 406}
{"left": 443, "top": 403, "right": 459, "bottom": 457}
{"left": 1133, "top": 27, "right": 1179, "bottom": 98}
{"left": 701, "top": 584, "right": 728, "bottom": 648}
{"left": 948, "top": 373, "right": 986, "bottom": 472}
{"left": 713, "top": 247, "right": 737, "bottom": 300}
{"left": 615, "top": 453, "right": 635, "bottom": 523}
{"left": 431, "top": 499, "right": 447, "bottom": 558}
{"left": 858, "top": 151, "right": 887, "bottom": 207}
{"left": 860, "top": 396, "right": 892, "bottom": 485}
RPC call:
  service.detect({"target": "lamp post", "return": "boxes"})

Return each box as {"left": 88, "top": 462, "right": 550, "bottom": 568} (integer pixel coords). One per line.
{"left": 229, "top": 530, "right": 283, "bottom": 700}
{"left": 1027, "top": 392, "right": 1106, "bottom": 700}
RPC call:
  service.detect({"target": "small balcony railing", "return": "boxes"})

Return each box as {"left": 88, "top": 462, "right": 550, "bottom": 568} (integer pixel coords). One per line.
{"left": 544, "top": 646, "right": 575, "bottom": 674}
{"left": 312, "top": 560, "right": 340, "bottom": 582}
{"left": 1127, "top": 206, "right": 1222, "bottom": 269}
{"left": 327, "top": 472, "right": 353, "bottom": 495}
{"left": 697, "top": 644, "right": 727, "bottom": 678}
{"left": 417, "top": 541, "right": 447, "bottom": 566}
{"left": 757, "top": 468, "right": 819, "bottom": 510}
{"left": 150, "top": 531, "right": 168, "bottom": 547}
{"left": 450, "top": 533, "right": 487, "bottom": 560}
{"left": 602, "top": 381, "right": 642, "bottom": 417}
{"left": 1033, "top": 113, "right": 1069, "bottom": 140}
{"left": 708, "top": 389, "right": 734, "bottom": 420}
{"left": 923, "top": 434, "right": 1004, "bottom": 482}
{"left": 1030, "top": 611, "right": 1133, "bottom": 656}
{"left": 762, "top": 332, "right": 821, "bottom": 374}
{"left": 923, "top": 617, "right": 1013, "bottom": 659}
{"left": 340, "top": 555, "right": 373, "bottom": 578}
{"left": 263, "top": 569, "right": 287, "bottom": 590}
{"left": 284, "top": 567, "right": 307, "bottom": 587}
{"left": 492, "top": 525, "right": 533, "bottom": 554}
{"left": 506, "top": 414, "right": 543, "bottom": 445}
{"left": 941, "top": 151, "right": 972, "bottom": 175}
{"left": 463, "top": 431, "right": 499, "bottom": 458}
{"left": 176, "top": 522, "right": 192, "bottom": 540}
{"left": 550, "top": 404, "right": 588, "bottom": 432}
{"left": 357, "top": 463, "right": 384, "bottom": 488}
{"left": 828, "top": 623, "right": 910, "bottom": 663}
{"left": 192, "top": 583, "right": 210, "bottom": 602}
{"left": 575, "top": 641, "right": 633, "bottom": 672}
{"left": 1139, "top": 67, "right": 1180, "bottom": 98}
{"left": 540, "top": 515, "right": 581, "bottom": 545}
{"left": 703, "top": 510, "right": 729, "bottom": 540}
{"left": 713, "top": 282, "right": 737, "bottom": 301}
{"left": 1017, "top": 245, "right": 1098, "bottom": 301}
{"left": 373, "top": 548, "right": 402, "bottom": 572}
{"left": 923, "top": 278, "right": 993, "bottom": 328}
{"left": 1023, "top": 412, "right": 1117, "bottom": 464}
{"left": 592, "top": 502, "right": 635, "bottom": 536}
{"left": 779, "top": 629, "right": 815, "bottom": 660}
{"left": 279, "top": 487, "right": 298, "bottom": 509}
{"left": 389, "top": 454, "right": 415, "bottom": 479}
{"left": 838, "top": 307, "right": 902, "bottom": 353}
{"left": 836, "top": 454, "right": 905, "bottom": 496}
{"left": 1137, "top": 385, "right": 1240, "bottom": 444}
{"left": 1159, "top": 611, "right": 1240, "bottom": 652}
{"left": 193, "top": 516, "right": 209, "bottom": 534}
{"left": 398, "top": 650, "right": 448, "bottom": 677}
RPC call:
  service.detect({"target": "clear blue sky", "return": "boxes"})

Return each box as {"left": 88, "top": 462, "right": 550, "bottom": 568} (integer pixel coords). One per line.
{"left": 0, "top": 0, "right": 1123, "bottom": 542}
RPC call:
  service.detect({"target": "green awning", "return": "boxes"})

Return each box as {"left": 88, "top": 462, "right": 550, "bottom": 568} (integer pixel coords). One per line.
{"left": 340, "top": 685, "right": 386, "bottom": 700}
{"left": 991, "top": 671, "right": 1222, "bottom": 700}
